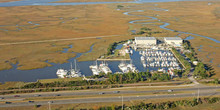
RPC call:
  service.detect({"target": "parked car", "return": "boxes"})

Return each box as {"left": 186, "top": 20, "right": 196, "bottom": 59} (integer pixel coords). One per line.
{"left": 14, "top": 95, "right": 20, "bottom": 97}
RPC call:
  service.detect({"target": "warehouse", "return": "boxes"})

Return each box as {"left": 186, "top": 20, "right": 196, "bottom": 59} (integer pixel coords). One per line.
{"left": 135, "top": 37, "right": 157, "bottom": 46}
{"left": 164, "top": 37, "right": 182, "bottom": 46}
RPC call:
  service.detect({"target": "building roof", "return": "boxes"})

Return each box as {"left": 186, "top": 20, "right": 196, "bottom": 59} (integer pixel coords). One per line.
{"left": 135, "top": 37, "right": 156, "bottom": 40}
{"left": 164, "top": 37, "right": 182, "bottom": 40}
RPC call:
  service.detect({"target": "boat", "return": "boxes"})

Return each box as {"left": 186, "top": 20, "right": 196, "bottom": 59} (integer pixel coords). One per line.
{"left": 158, "top": 68, "right": 164, "bottom": 72}
{"left": 127, "top": 60, "right": 138, "bottom": 73}
{"left": 99, "top": 62, "right": 112, "bottom": 74}
{"left": 143, "top": 63, "right": 146, "bottom": 68}
{"left": 130, "top": 50, "right": 133, "bottom": 55}
{"left": 118, "top": 61, "right": 129, "bottom": 73}
{"left": 56, "top": 69, "right": 68, "bottom": 78}
{"left": 69, "top": 60, "right": 82, "bottom": 77}
{"left": 90, "top": 61, "right": 101, "bottom": 75}
{"left": 140, "top": 56, "right": 145, "bottom": 61}
{"left": 139, "top": 51, "right": 142, "bottom": 55}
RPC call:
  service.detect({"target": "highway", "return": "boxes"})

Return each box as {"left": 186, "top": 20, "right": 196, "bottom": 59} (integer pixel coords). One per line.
{"left": 0, "top": 91, "right": 219, "bottom": 108}
{"left": 0, "top": 86, "right": 220, "bottom": 107}
{"left": 0, "top": 86, "right": 219, "bottom": 100}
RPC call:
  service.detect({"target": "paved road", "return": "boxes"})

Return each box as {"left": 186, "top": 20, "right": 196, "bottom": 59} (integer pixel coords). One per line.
{"left": 0, "top": 35, "right": 120, "bottom": 46}
{"left": 0, "top": 86, "right": 219, "bottom": 105}
{"left": 0, "top": 86, "right": 217, "bottom": 99}
{"left": 1, "top": 86, "right": 219, "bottom": 100}
{"left": 0, "top": 90, "right": 219, "bottom": 108}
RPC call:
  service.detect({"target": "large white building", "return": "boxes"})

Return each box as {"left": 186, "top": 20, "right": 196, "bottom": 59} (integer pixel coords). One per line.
{"left": 135, "top": 37, "right": 157, "bottom": 45}
{"left": 164, "top": 37, "right": 183, "bottom": 46}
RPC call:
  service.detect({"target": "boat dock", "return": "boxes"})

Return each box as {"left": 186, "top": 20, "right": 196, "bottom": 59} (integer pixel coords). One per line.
{"left": 97, "top": 59, "right": 130, "bottom": 61}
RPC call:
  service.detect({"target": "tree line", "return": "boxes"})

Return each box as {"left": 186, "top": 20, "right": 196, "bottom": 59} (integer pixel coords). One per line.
{"left": 171, "top": 47, "right": 191, "bottom": 76}
{"left": 183, "top": 40, "right": 214, "bottom": 78}
{"left": 21, "top": 72, "right": 170, "bottom": 89}
{"left": 64, "top": 97, "right": 220, "bottom": 110}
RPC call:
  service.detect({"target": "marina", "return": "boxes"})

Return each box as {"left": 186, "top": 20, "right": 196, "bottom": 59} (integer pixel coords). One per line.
{"left": 1, "top": 0, "right": 212, "bottom": 82}
{"left": 0, "top": 38, "right": 184, "bottom": 82}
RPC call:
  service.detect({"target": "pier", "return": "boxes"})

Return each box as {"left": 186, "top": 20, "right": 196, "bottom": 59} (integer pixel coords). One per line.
{"left": 97, "top": 59, "right": 130, "bottom": 61}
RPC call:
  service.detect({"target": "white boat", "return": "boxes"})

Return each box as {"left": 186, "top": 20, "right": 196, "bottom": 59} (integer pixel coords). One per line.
{"left": 56, "top": 69, "right": 68, "bottom": 78}
{"left": 158, "top": 68, "right": 164, "bottom": 72}
{"left": 130, "top": 50, "right": 133, "bottom": 55}
{"left": 127, "top": 60, "right": 138, "bottom": 73}
{"left": 118, "top": 61, "right": 129, "bottom": 73}
{"left": 140, "top": 56, "right": 145, "bottom": 61}
{"left": 99, "top": 62, "right": 112, "bottom": 74}
{"left": 143, "top": 63, "right": 146, "bottom": 68}
{"left": 69, "top": 60, "right": 82, "bottom": 77}
{"left": 139, "top": 51, "right": 142, "bottom": 55}
{"left": 90, "top": 61, "right": 101, "bottom": 75}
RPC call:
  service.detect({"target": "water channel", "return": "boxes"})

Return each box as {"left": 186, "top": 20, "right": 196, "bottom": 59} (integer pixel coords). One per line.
{"left": 0, "top": 0, "right": 219, "bottom": 83}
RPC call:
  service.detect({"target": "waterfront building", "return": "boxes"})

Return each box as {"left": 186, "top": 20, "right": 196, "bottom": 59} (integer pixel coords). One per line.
{"left": 164, "top": 37, "right": 183, "bottom": 46}
{"left": 135, "top": 37, "right": 157, "bottom": 46}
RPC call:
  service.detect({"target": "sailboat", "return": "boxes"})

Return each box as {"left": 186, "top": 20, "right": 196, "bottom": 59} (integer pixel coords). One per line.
{"left": 69, "top": 60, "right": 82, "bottom": 77}
{"left": 90, "top": 60, "right": 101, "bottom": 75}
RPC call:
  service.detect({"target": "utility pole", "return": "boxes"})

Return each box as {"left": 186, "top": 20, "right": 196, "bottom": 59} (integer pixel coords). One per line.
{"left": 197, "top": 88, "right": 200, "bottom": 102}
{"left": 48, "top": 101, "right": 51, "bottom": 110}
{"left": 122, "top": 95, "right": 123, "bottom": 110}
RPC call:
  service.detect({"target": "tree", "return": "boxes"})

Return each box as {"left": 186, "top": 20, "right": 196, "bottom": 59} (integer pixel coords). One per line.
{"left": 193, "top": 62, "right": 208, "bottom": 78}
{"left": 117, "top": 5, "right": 124, "bottom": 9}
{"left": 214, "top": 78, "right": 219, "bottom": 84}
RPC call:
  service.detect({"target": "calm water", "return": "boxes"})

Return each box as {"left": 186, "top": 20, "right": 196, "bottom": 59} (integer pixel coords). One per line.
{"left": 0, "top": 0, "right": 203, "bottom": 7}
{"left": 0, "top": 0, "right": 219, "bottom": 83}
{"left": 125, "top": 10, "right": 220, "bottom": 43}
{"left": 0, "top": 44, "right": 178, "bottom": 83}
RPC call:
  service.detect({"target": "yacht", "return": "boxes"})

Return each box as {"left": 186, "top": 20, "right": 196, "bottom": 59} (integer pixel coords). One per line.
{"left": 158, "top": 68, "right": 165, "bottom": 72}
{"left": 118, "top": 61, "right": 129, "bottom": 73}
{"left": 140, "top": 56, "right": 145, "bottom": 61}
{"left": 143, "top": 62, "right": 146, "bottom": 68}
{"left": 130, "top": 50, "right": 133, "bottom": 55}
{"left": 99, "top": 62, "right": 112, "bottom": 74}
{"left": 56, "top": 69, "right": 68, "bottom": 78}
{"left": 127, "top": 61, "right": 138, "bottom": 73}
{"left": 90, "top": 61, "right": 101, "bottom": 75}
